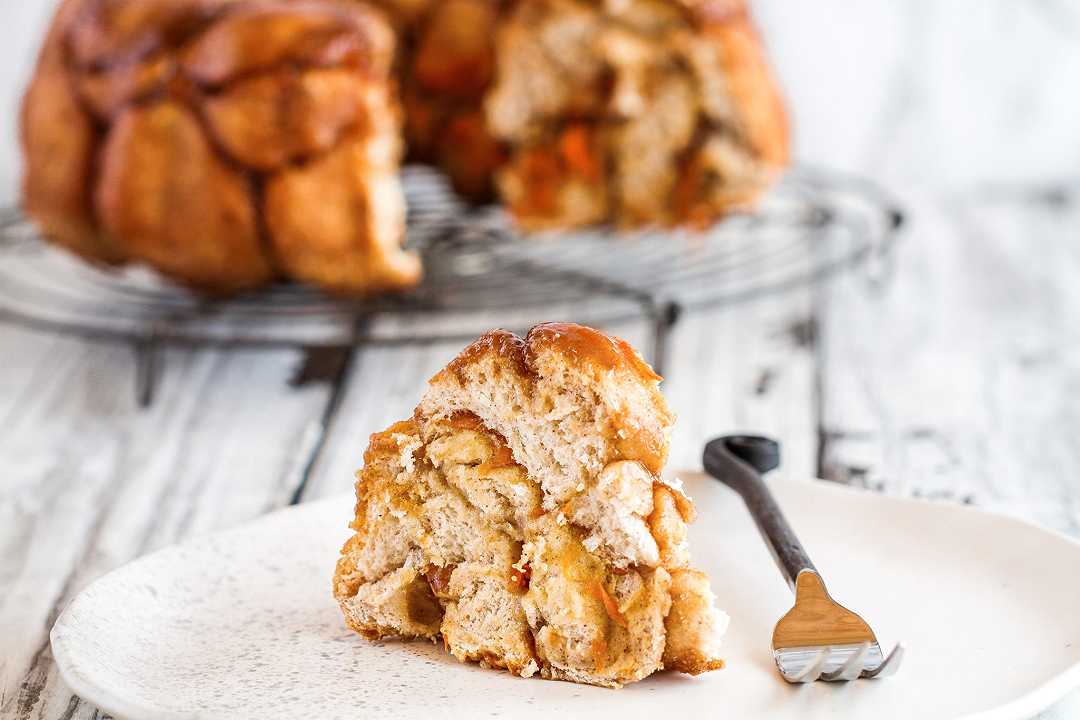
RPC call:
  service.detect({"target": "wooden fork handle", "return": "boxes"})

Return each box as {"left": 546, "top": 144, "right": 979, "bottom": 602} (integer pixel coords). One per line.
{"left": 703, "top": 435, "right": 816, "bottom": 591}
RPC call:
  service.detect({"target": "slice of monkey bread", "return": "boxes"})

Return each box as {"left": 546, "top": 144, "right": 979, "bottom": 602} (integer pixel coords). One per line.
{"left": 333, "top": 323, "right": 727, "bottom": 687}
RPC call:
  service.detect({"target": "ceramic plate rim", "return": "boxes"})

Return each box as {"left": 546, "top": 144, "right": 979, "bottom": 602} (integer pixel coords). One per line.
{"left": 50, "top": 477, "right": 1080, "bottom": 720}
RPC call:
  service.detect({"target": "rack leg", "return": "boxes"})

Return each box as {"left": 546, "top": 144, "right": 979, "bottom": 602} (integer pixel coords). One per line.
{"left": 287, "top": 315, "right": 371, "bottom": 505}
{"left": 134, "top": 336, "right": 160, "bottom": 409}
{"left": 649, "top": 301, "right": 681, "bottom": 378}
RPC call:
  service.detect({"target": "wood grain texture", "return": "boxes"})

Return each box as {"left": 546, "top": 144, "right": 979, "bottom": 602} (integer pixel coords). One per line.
{"left": 819, "top": 187, "right": 1080, "bottom": 529}
{"left": 0, "top": 326, "right": 333, "bottom": 719}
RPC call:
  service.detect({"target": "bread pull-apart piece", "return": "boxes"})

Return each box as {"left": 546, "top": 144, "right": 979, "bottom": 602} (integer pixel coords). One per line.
{"left": 21, "top": 0, "right": 415, "bottom": 296}
{"left": 95, "top": 100, "right": 274, "bottom": 293}
{"left": 371, "top": 0, "right": 505, "bottom": 201}
{"left": 263, "top": 99, "right": 420, "bottom": 294}
{"left": 334, "top": 323, "right": 728, "bottom": 687}
{"left": 486, "top": 0, "right": 789, "bottom": 229}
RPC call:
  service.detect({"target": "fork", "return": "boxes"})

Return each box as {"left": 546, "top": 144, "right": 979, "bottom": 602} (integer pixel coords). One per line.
{"left": 702, "top": 434, "right": 905, "bottom": 683}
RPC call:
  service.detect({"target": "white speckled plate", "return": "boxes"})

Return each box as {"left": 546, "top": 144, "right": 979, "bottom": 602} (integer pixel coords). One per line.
{"left": 52, "top": 473, "right": 1080, "bottom": 720}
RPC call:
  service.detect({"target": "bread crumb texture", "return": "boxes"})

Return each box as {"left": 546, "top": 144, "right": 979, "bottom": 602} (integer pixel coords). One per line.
{"left": 333, "top": 323, "right": 727, "bottom": 687}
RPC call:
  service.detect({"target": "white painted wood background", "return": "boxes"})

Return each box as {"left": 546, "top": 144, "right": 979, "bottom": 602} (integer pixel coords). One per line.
{"left": 2, "top": 1, "right": 1080, "bottom": 718}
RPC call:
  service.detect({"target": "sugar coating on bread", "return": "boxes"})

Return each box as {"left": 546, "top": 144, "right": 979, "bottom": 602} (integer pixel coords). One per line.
{"left": 334, "top": 323, "right": 726, "bottom": 686}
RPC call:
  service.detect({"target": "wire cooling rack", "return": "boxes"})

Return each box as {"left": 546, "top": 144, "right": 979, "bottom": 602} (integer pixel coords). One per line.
{"left": 0, "top": 165, "right": 901, "bottom": 408}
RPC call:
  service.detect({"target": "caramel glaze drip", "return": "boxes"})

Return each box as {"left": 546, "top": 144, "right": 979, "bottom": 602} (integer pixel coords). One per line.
{"left": 610, "top": 410, "right": 669, "bottom": 478}
{"left": 525, "top": 323, "right": 660, "bottom": 384}
{"left": 445, "top": 411, "right": 519, "bottom": 472}
{"left": 364, "top": 419, "right": 418, "bottom": 462}
{"left": 424, "top": 563, "right": 455, "bottom": 600}
{"left": 481, "top": 442, "right": 516, "bottom": 472}
{"left": 445, "top": 410, "right": 487, "bottom": 432}
{"left": 508, "top": 562, "right": 531, "bottom": 594}
{"left": 591, "top": 581, "right": 629, "bottom": 629}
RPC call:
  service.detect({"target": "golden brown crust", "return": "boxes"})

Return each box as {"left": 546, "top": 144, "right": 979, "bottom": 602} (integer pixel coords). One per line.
{"left": 68, "top": 0, "right": 236, "bottom": 69}
{"left": 440, "top": 322, "right": 660, "bottom": 385}
{"left": 73, "top": 53, "right": 177, "bottom": 120}
{"left": 703, "top": 4, "right": 789, "bottom": 168}
{"left": 263, "top": 133, "right": 421, "bottom": 295}
{"left": 23, "top": 0, "right": 787, "bottom": 291}
{"left": 95, "top": 100, "right": 273, "bottom": 292}
{"left": 663, "top": 568, "right": 726, "bottom": 674}
{"left": 22, "top": 0, "right": 414, "bottom": 297}
{"left": 525, "top": 322, "right": 662, "bottom": 384}
{"left": 437, "top": 327, "right": 529, "bottom": 381}
{"left": 665, "top": 647, "right": 727, "bottom": 675}
{"left": 334, "top": 418, "right": 426, "bottom": 623}
{"left": 202, "top": 67, "right": 369, "bottom": 170}
{"left": 649, "top": 484, "right": 691, "bottom": 568}
{"left": 362, "top": 418, "right": 420, "bottom": 469}
{"left": 179, "top": 1, "right": 390, "bottom": 86}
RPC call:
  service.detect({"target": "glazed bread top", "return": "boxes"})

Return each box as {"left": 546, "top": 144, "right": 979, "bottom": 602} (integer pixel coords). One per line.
{"left": 422, "top": 323, "right": 674, "bottom": 505}
{"left": 21, "top": 0, "right": 419, "bottom": 295}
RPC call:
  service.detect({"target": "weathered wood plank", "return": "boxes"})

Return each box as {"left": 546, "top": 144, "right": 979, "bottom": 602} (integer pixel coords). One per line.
{"left": 660, "top": 296, "right": 819, "bottom": 481}
{"left": 0, "top": 325, "right": 333, "bottom": 719}
{"left": 819, "top": 188, "right": 1080, "bottom": 522}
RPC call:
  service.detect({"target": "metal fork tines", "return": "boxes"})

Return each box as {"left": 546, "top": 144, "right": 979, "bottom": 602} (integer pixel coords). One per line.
{"left": 703, "top": 434, "right": 905, "bottom": 684}
{"left": 777, "top": 642, "right": 904, "bottom": 683}
{"left": 778, "top": 644, "right": 881, "bottom": 680}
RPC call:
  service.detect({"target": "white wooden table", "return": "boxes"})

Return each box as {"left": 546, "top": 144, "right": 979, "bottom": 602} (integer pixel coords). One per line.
{"left": 2, "top": 2, "right": 1080, "bottom": 718}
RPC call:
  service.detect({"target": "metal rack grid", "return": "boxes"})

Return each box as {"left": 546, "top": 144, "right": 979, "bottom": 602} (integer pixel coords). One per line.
{"left": 0, "top": 165, "right": 901, "bottom": 408}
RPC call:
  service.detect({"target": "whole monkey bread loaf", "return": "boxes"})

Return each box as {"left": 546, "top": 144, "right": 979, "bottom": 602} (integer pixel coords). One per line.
{"left": 21, "top": 0, "right": 421, "bottom": 295}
